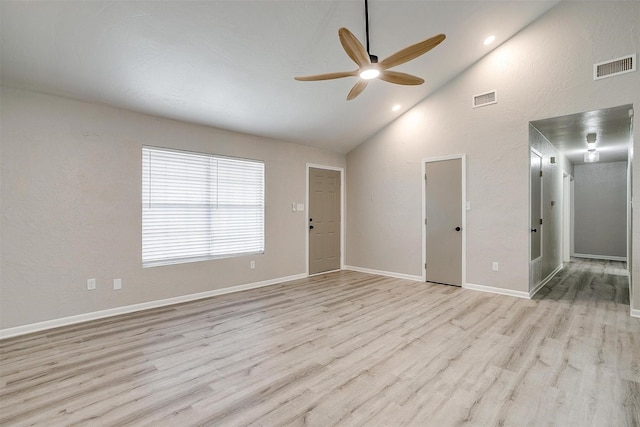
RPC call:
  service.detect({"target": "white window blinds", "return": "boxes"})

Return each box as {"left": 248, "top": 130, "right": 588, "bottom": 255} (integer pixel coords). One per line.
{"left": 142, "top": 146, "right": 264, "bottom": 267}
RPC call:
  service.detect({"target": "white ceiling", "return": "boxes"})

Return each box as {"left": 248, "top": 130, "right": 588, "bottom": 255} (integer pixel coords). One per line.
{"left": 0, "top": 1, "right": 560, "bottom": 154}
{"left": 531, "top": 105, "right": 633, "bottom": 166}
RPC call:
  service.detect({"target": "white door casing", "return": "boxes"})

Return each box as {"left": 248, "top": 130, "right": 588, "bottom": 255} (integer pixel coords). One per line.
{"left": 306, "top": 164, "right": 344, "bottom": 275}
{"left": 423, "top": 155, "right": 466, "bottom": 286}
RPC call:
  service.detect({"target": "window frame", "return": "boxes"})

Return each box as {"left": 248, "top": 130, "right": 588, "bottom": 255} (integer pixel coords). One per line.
{"left": 142, "top": 145, "right": 265, "bottom": 268}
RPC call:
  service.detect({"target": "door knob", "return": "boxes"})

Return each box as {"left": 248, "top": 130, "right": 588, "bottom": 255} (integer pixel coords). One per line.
{"left": 455, "top": 226, "right": 461, "bottom": 231}
{"left": 531, "top": 228, "right": 537, "bottom": 233}
{"left": 309, "top": 225, "right": 314, "bottom": 230}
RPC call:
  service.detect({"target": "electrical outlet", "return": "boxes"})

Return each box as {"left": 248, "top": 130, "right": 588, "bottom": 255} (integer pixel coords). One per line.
{"left": 492, "top": 262, "right": 499, "bottom": 271}
{"left": 113, "top": 278, "right": 122, "bottom": 290}
{"left": 250, "top": 261, "right": 255, "bottom": 269}
{"left": 87, "top": 278, "right": 96, "bottom": 290}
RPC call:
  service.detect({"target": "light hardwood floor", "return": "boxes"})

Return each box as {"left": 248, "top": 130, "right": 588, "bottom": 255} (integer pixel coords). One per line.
{"left": 1, "top": 259, "right": 639, "bottom": 426}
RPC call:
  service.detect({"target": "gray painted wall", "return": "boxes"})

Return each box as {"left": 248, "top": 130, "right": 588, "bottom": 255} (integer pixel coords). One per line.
{"left": 0, "top": 87, "right": 346, "bottom": 329}
{"left": 574, "top": 162, "right": 628, "bottom": 258}
{"left": 346, "top": 1, "right": 640, "bottom": 304}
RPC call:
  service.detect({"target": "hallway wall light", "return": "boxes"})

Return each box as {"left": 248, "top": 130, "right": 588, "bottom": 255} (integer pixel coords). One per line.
{"left": 584, "top": 151, "right": 600, "bottom": 163}
{"left": 586, "top": 132, "right": 597, "bottom": 151}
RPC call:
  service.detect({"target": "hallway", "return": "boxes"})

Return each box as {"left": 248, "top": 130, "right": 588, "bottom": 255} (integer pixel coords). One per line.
{"left": 536, "top": 257, "right": 630, "bottom": 306}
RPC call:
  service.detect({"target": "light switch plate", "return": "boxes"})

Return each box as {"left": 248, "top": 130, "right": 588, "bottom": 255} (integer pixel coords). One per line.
{"left": 113, "top": 278, "right": 122, "bottom": 290}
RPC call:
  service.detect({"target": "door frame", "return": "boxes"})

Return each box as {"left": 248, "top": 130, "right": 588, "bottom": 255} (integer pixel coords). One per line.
{"left": 562, "top": 172, "right": 573, "bottom": 263}
{"left": 422, "top": 154, "right": 467, "bottom": 284}
{"left": 306, "top": 163, "right": 345, "bottom": 276}
{"left": 529, "top": 147, "right": 543, "bottom": 263}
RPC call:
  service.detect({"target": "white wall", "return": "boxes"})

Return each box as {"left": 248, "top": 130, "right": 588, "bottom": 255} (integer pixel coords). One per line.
{"left": 0, "top": 87, "right": 345, "bottom": 329}
{"left": 346, "top": 2, "right": 640, "bottom": 301}
{"left": 573, "top": 162, "right": 628, "bottom": 259}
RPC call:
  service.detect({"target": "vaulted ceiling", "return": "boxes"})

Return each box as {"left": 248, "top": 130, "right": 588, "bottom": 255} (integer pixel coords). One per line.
{"left": 1, "top": 1, "right": 560, "bottom": 153}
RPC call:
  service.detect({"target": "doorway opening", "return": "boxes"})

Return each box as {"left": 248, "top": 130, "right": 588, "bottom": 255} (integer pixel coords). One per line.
{"left": 529, "top": 104, "right": 633, "bottom": 300}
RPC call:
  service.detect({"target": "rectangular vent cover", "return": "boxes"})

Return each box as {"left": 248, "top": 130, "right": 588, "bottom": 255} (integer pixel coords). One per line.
{"left": 472, "top": 90, "right": 497, "bottom": 108}
{"left": 594, "top": 54, "right": 636, "bottom": 80}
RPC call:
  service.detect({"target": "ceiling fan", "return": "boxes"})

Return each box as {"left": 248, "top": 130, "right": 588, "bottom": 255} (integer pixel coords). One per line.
{"left": 295, "top": 0, "right": 446, "bottom": 100}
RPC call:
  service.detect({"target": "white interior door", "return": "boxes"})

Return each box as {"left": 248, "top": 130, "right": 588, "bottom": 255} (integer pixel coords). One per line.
{"left": 425, "top": 158, "right": 463, "bottom": 286}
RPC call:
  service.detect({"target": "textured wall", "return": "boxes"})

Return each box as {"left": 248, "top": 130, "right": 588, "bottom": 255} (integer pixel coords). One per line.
{"left": 346, "top": 1, "right": 640, "bottom": 299}
{"left": 0, "top": 87, "right": 345, "bottom": 329}
{"left": 574, "top": 162, "right": 628, "bottom": 258}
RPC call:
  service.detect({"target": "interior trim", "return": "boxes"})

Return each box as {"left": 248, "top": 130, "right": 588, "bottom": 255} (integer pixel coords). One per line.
{"left": 530, "top": 264, "right": 563, "bottom": 298}
{"left": 344, "top": 265, "right": 422, "bottom": 282}
{"left": 0, "top": 273, "right": 307, "bottom": 340}
{"left": 572, "top": 253, "right": 627, "bottom": 262}
{"left": 306, "top": 163, "right": 346, "bottom": 276}
{"left": 464, "top": 282, "right": 530, "bottom": 299}
{"left": 421, "top": 154, "right": 467, "bottom": 285}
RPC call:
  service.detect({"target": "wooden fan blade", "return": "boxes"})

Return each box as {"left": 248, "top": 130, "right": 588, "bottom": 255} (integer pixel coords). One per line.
{"left": 379, "top": 70, "right": 424, "bottom": 85}
{"left": 295, "top": 70, "right": 357, "bottom": 81}
{"left": 347, "top": 80, "right": 368, "bottom": 100}
{"left": 379, "top": 34, "right": 446, "bottom": 69}
{"left": 338, "top": 27, "right": 371, "bottom": 68}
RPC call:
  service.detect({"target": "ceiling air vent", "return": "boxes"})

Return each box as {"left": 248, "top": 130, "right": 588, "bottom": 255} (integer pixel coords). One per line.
{"left": 472, "top": 90, "right": 497, "bottom": 108}
{"left": 594, "top": 54, "right": 636, "bottom": 80}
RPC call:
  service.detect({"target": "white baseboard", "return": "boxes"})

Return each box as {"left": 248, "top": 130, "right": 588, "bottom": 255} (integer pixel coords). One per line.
{"left": 0, "top": 273, "right": 307, "bottom": 340}
{"left": 463, "top": 282, "right": 530, "bottom": 299}
{"left": 344, "top": 265, "right": 422, "bottom": 282}
{"left": 573, "top": 253, "right": 627, "bottom": 262}
{"left": 530, "top": 264, "right": 563, "bottom": 298}
{"left": 632, "top": 309, "right": 640, "bottom": 318}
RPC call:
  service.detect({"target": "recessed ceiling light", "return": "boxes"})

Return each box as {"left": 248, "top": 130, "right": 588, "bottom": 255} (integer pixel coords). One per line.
{"left": 392, "top": 104, "right": 401, "bottom": 112}
{"left": 483, "top": 35, "right": 496, "bottom": 46}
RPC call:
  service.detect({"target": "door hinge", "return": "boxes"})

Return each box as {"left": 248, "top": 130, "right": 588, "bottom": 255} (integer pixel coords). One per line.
{"left": 425, "top": 262, "right": 427, "bottom": 270}
{"left": 539, "top": 170, "right": 543, "bottom": 177}
{"left": 539, "top": 218, "right": 543, "bottom": 225}
{"left": 425, "top": 174, "right": 427, "bottom": 181}
{"left": 425, "top": 218, "right": 427, "bottom": 225}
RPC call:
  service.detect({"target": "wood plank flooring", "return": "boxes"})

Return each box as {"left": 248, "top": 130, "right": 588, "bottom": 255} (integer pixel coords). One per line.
{"left": 1, "top": 258, "right": 639, "bottom": 426}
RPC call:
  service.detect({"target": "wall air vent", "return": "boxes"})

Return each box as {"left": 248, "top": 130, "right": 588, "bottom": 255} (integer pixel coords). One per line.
{"left": 594, "top": 54, "right": 636, "bottom": 80}
{"left": 472, "top": 90, "right": 497, "bottom": 108}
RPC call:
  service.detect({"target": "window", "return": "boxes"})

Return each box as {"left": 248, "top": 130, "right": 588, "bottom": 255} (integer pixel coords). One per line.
{"left": 142, "top": 146, "right": 264, "bottom": 267}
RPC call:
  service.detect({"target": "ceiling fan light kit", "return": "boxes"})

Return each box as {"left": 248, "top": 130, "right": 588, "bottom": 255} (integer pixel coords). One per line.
{"left": 359, "top": 68, "right": 380, "bottom": 80}
{"left": 295, "top": 0, "right": 446, "bottom": 100}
